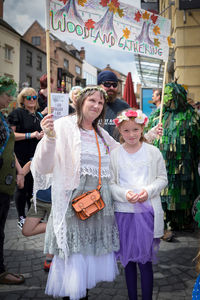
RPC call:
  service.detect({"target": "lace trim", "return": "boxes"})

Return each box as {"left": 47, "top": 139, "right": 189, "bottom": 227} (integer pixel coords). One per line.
{"left": 80, "top": 129, "right": 110, "bottom": 178}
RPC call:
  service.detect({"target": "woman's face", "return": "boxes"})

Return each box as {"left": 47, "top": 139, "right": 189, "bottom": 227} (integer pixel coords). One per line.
{"left": 82, "top": 91, "right": 104, "bottom": 124}
{"left": 0, "top": 92, "right": 12, "bottom": 110}
{"left": 23, "top": 93, "right": 37, "bottom": 111}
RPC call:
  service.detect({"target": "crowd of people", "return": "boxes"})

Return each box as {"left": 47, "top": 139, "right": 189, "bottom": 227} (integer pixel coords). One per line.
{"left": 0, "top": 70, "right": 200, "bottom": 299}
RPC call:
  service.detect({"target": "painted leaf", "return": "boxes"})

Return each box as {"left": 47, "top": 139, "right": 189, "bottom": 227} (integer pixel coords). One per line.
{"left": 117, "top": 8, "right": 124, "bottom": 18}
{"left": 153, "top": 25, "right": 160, "bottom": 35}
{"left": 142, "top": 11, "right": 150, "bottom": 20}
{"left": 167, "top": 36, "right": 172, "bottom": 47}
{"left": 111, "top": 0, "right": 120, "bottom": 8}
{"left": 123, "top": 27, "right": 130, "bottom": 39}
{"left": 99, "top": 0, "right": 109, "bottom": 7}
{"left": 85, "top": 19, "right": 95, "bottom": 30}
{"left": 154, "top": 38, "right": 160, "bottom": 47}
{"left": 151, "top": 14, "right": 158, "bottom": 24}
{"left": 78, "top": 0, "right": 87, "bottom": 7}
{"left": 134, "top": 11, "right": 142, "bottom": 22}
{"left": 108, "top": 2, "right": 118, "bottom": 14}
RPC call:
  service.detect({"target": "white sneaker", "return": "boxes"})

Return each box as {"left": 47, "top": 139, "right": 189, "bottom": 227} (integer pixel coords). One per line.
{"left": 17, "top": 216, "right": 25, "bottom": 230}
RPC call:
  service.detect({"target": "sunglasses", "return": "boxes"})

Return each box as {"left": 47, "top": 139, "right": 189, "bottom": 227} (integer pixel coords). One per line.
{"left": 25, "top": 95, "right": 37, "bottom": 100}
{"left": 102, "top": 82, "right": 118, "bottom": 88}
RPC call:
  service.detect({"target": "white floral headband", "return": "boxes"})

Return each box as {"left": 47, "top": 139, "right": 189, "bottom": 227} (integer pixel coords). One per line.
{"left": 113, "top": 109, "right": 148, "bottom": 127}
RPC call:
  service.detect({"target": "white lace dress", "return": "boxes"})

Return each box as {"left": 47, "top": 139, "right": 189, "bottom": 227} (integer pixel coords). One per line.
{"left": 45, "top": 129, "right": 119, "bottom": 300}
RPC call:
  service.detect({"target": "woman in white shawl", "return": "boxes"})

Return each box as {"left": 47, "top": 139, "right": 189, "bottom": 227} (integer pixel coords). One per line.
{"left": 31, "top": 86, "right": 120, "bottom": 300}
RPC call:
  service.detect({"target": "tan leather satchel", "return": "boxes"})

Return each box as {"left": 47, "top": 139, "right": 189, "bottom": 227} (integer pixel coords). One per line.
{"left": 72, "top": 129, "right": 105, "bottom": 220}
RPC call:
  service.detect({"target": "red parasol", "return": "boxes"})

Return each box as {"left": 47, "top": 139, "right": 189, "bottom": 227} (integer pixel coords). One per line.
{"left": 123, "top": 72, "right": 138, "bottom": 108}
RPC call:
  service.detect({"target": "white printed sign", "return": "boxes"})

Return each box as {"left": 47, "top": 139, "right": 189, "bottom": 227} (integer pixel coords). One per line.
{"left": 51, "top": 93, "right": 69, "bottom": 119}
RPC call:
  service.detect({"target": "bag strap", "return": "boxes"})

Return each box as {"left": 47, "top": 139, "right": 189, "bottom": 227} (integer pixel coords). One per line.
{"left": 93, "top": 129, "right": 101, "bottom": 190}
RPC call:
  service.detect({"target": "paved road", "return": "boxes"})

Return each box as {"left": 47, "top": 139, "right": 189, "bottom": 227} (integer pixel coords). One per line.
{"left": 0, "top": 201, "right": 199, "bottom": 300}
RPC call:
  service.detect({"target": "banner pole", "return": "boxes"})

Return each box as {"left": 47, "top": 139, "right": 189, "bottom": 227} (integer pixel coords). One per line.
{"left": 45, "top": 0, "right": 51, "bottom": 114}
{"left": 159, "top": 60, "right": 168, "bottom": 123}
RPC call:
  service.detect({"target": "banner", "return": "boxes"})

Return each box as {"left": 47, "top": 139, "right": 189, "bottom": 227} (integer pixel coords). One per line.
{"left": 48, "top": 0, "right": 171, "bottom": 61}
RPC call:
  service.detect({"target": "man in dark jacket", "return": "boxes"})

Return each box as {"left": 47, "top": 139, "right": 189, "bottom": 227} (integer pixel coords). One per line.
{"left": 98, "top": 70, "right": 130, "bottom": 140}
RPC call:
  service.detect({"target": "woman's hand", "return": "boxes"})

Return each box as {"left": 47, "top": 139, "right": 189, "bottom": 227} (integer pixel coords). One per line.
{"left": 138, "top": 189, "right": 148, "bottom": 202}
{"left": 126, "top": 191, "right": 139, "bottom": 203}
{"left": 40, "top": 114, "right": 55, "bottom": 138}
{"left": 31, "top": 131, "right": 43, "bottom": 140}
{"left": 16, "top": 174, "right": 24, "bottom": 189}
{"left": 41, "top": 107, "right": 54, "bottom": 116}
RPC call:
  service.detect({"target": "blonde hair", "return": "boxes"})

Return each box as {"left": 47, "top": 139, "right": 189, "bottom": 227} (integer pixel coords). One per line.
{"left": 17, "top": 87, "right": 39, "bottom": 111}
{"left": 116, "top": 108, "right": 148, "bottom": 144}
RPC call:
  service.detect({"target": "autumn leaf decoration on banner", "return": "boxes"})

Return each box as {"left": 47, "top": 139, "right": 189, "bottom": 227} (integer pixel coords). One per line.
{"left": 78, "top": 0, "right": 87, "bottom": 6}
{"left": 153, "top": 25, "right": 160, "bottom": 35}
{"left": 85, "top": 19, "right": 95, "bottom": 30}
{"left": 123, "top": 28, "right": 130, "bottom": 39}
{"left": 167, "top": 36, "right": 173, "bottom": 47}
{"left": 99, "top": 0, "right": 124, "bottom": 17}
{"left": 134, "top": 10, "right": 161, "bottom": 47}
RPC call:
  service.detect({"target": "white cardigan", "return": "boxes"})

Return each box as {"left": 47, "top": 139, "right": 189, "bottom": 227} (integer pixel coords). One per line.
{"left": 110, "top": 143, "right": 168, "bottom": 238}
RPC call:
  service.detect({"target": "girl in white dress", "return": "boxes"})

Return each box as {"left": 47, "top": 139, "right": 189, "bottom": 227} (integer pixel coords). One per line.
{"left": 110, "top": 109, "right": 168, "bottom": 300}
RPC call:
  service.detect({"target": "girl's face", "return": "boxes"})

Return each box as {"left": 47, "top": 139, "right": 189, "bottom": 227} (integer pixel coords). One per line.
{"left": 119, "top": 119, "right": 144, "bottom": 147}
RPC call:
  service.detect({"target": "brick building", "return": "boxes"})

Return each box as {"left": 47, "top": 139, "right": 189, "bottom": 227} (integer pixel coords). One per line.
{"left": 23, "top": 21, "right": 85, "bottom": 93}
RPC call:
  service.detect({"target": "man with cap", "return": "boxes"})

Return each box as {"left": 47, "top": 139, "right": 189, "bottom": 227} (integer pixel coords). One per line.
{"left": 98, "top": 70, "right": 130, "bottom": 140}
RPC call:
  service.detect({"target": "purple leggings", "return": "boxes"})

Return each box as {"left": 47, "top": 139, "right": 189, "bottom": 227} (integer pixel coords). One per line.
{"left": 125, "top": 261, "right": 153, "bottom": 300}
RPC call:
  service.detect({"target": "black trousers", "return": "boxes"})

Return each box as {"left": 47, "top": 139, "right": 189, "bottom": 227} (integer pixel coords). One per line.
{"left": 15, "top": 172, "right": 33, "bottom": 219}
{"left": 0, "top": 193, "right": 11, "bottom": 273}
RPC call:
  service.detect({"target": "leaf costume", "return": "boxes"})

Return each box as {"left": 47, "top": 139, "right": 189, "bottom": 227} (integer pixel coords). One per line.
{"left": 145, "top": 82, "right": 200, "bottom": 230}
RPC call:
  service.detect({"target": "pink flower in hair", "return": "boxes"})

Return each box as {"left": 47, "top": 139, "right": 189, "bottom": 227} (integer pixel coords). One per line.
{"left": 125, "top": 110, "right": 137, "bottom": 118}
{"left": 113, "top": 118, "right": 120, "bottom": 126}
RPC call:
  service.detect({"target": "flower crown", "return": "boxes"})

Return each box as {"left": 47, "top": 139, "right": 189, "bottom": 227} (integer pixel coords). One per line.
{"left": 113, "top": 109, "right": 148, "bottom": 127}
{"left": 77, "top": 86, "right": 108, "bottom": 101}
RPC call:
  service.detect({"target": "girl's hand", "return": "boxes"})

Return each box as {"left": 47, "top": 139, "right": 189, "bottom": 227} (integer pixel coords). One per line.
{"left": 126, "top": 191, "right": 139, "bottom": 203}
{"left": 138, "top": 189, "right": 148, "bottom": 202}
{"left": 40, "top": 114, "right": 55, "bottom": 138}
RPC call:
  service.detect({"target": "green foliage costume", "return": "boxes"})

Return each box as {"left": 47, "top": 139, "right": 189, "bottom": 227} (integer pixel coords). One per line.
{"left": 145, "top": 82, "right": 200, "bottom": 230}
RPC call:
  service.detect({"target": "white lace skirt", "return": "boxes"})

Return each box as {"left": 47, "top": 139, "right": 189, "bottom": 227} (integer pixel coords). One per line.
{"left": 45, "top": 252, "right": 119, "bottom": 300}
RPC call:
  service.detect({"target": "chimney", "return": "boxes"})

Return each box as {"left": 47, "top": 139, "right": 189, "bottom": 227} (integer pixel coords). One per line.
{"left": 80, "top": 47, "right": 85, "bottom": 60}
{"left": 0, "top": 0, "right": 4, "bottom": 19}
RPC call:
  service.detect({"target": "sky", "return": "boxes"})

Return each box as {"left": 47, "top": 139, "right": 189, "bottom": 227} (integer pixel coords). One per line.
{"left": 3, "top": 0, "right": 141, "bottom": 84}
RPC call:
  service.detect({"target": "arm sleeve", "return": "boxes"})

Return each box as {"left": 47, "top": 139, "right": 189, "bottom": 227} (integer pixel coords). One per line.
{"left": 109, "top": 152, "right": 129, "bottom": 202}
{"left": 144, "top": 150, "right": 168, "bottom": 199}
{"left": 31, "top": 135, "right": 56, "bottom": 174}
{"left": 8, "top": 109, "right": 20, "bottom": 127}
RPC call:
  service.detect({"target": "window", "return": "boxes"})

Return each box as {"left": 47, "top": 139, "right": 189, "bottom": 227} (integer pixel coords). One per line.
{"left": 26, "top": 75, "right": 32, "bottom": 87}
{"left": 64, "top": 59, "right": 69, "bottom": 70}
{"left": 32, "top": 36, "right": 41, "bottom": 46}
{"left": 26, "top": 50, "right": 32, "bottom": 66}
{"left": 37, "top": 55, "right": 42, "bottom": 71}
{"left": 65, "top": 76, "right": 72, "bottom": 93}
{"left": 75, "top": 65, "right": 81, "bottom": 75}
{"left": 5, "top": 45, "right": 12, "bottom": 61}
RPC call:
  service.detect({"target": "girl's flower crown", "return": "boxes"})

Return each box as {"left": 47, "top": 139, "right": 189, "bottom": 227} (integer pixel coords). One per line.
{"left": 113, "top": 109, "right": 148, "bottom": 127}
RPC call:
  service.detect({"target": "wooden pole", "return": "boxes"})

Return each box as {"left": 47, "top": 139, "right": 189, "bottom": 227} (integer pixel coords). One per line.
{"left": 159, "top": 60, "right": 168, "bottom": 123}
{"left": 45, "top": 0, "right": 51, "bottom": 114}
